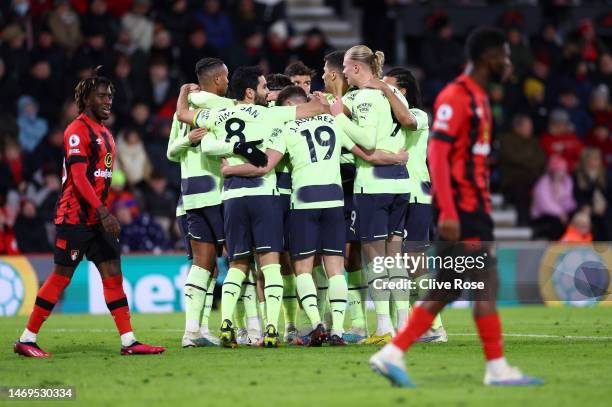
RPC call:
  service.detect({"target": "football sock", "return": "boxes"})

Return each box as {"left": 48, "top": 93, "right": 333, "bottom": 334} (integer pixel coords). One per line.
{"left": 296, "top": 273, "right": 321, "bottom": 328}
{"left": 234, "top": 298, "right": 246, "bottom": 329}
{"left": 389, "top": 264, "right": 411, "bottom": 330}
{"left": 412, "top": 274, "right": 443, "bottom": 330}
{"left": 221, "top": 268, "right": 246, "bottom": 323}
{"left": 200, "top": 277, "right": 216, "bottom": 334}
{"left": 184, "top": 265, "right": 211, "bottom": 333}
{"left": 25, "top": 272, "right": 71, "bottom": 337}
{"left": 475, "top": 313, "right": 504, "bottom": 361}
{"left": 282, "top": 274, "right": 297, "bottom": 328}
{"left": 102, "top": 274, "right": 133, "bottom": 337}
{"left": 120, "top": 332, "right": 137, "bottom": 347}
{"left": 347, "top": 270, "right": 366, "bottom": 329}
{"left": 328, "top": 275, "right": 348, "bottom": 337}
{"left": 313, "top": 265, "right": 330, "bottom": 326}
{"left": 366, "top": 264, "right": 392, "bottom": 335}
{"left": 258, "top": 301, "right": 267, "bottom": 329}
{"left": 392, "top": 305, "right": 435, "bottom": 351}
{"left": 243, "top": 271, "right": 259, "bottom": 329}
{"left": 262, "top": 264, "right": 283, "bottom": 329}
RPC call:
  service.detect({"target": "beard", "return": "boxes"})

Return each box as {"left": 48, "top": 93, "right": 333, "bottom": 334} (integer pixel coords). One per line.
{"left": 255, "top": 93, "right": 268, "bottom": 106}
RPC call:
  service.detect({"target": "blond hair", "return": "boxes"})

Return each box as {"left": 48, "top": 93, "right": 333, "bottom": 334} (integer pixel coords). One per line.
{"left": 346, "top": 45, "right": 385, "bottom": 78}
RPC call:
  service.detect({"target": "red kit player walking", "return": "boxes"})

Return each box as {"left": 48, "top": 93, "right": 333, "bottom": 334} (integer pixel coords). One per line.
{"left": 14, "top": 70, "right": 165, "bottom": 357}
{"left": 369, "top": 27, "right": 542, "bottom": 387}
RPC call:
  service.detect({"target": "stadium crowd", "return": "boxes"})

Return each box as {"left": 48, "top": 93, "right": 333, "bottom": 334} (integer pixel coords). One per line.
{"left": 0, "top": 0, "right": 611, "bottom": 254}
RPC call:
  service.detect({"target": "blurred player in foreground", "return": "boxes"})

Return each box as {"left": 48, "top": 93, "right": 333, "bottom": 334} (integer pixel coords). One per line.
{"left": 14, "top": 69, "right": 165, "bottom": 357}
{"left": 369, "top": 27, "right": 543, "bottom": 387}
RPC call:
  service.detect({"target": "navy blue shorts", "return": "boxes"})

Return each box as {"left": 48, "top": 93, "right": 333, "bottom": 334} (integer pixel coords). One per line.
{"left": 177, "top": 214, "right": 193, "bottom": 260}
{"left": 186, "top": 204, "right": 225, "bottom": 248}
{"left": 403, "top": 203, "right": 431, "bottom": 252}
{"left": 224, "top": 195, "right": 283, "bottom": 261}
{"left": 276, "top": 194, "right": 291, "bottom": 251}
{"left": 289, "top": 207, "right": 345, "bottom": 259}
{"left": 354, "top": 193, "right": 409, "bottom": 241}
{"left": 344, "top": 193, "right": 358, "bottom": 242}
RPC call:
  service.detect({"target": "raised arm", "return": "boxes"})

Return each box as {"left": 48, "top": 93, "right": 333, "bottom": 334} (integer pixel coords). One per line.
{"left": 366, "top": 78, "right": 417, "bottom": 130}
{"left": 176, "top": 83, "right": 201, "bottom": 125}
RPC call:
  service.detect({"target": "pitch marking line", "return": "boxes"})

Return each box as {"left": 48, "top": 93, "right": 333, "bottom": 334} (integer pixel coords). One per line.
{"left": 40, "top": 329, "right": 612, "bottom": 340}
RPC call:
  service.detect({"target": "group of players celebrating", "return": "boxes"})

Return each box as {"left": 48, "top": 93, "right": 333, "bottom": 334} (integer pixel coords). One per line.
{"left": 14, "top": 25, "right": 542, "bottom": 388}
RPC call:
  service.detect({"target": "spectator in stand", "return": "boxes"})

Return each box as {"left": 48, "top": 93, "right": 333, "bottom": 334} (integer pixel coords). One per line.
{"left": 16, "top": 96, "right": 48, "bottom": 154}
{"left": 58, "top": 99, "right": 79, "bottom": 129}
{"left": 13, "top": 199, "right": 50, "bottom": 253}
{"left": 420, "top": 12, "right": 464, "bottom": 103}
{"left": 532, "top": 20, "right": 563, "bottom": 72}
{"left": 130, "top": 101, "right": 152, "bottom": 137}
{"left": 137, "top": 56, "right": 180, "bottom": 113}
{"left": 195, "top": 0, "right": 235, "bottom": 53}
{"left": 585, "top": 124, "right": 611, "bottom": 167}
{"left": 557, "top": 85, "right": 592, "bottom": 139}
{"left": 47, "top": 0, "right": 83, "bottom": 55}
{"left": 116, "top": 200, "right": 168, "bottom": 254}
{"left": 593, "top": 52, "right": 611, "bottom": 91}
{"left": 25, "top": 167, "right": 60, "bottom": 247}
{"left": 574, "top": 19, "right": 608, "bottom": 68}
{"left": 589, "top": 84, "right": 612, "bottom": 129}
{"left": 294, "top": 28, "right": 332, "bottom": 91}
{"left": 20, "top": 56, "right": 64, "bottom": 121}
{"left": 263, "top": 21, "right": 292, "bottom": 75}
{"left": 140, "top": 170, "right": 177, "bottom": 237}
{"left": 572, "top": 148, "right": 610, "bottom": 241}
{"left": 116, "top": 127, "right": 152, "bottom": 189}
{"left": 560, "top": 209, "right": 592, "bottom": 243}
{"left": 121, "top": 0, "right": 154, "bottom": 53}
{"left": 3, "top": 139, "right": 28, "bottom": 193}
{"left": 72, "top": 28, "right": 115, "bottom": 76}
{"left": 150, "top": 30, "right": 176, "bottom": 70}
{"left": 30, "top": 26, "right": 66, "bottom": 82}
{"left": 110, "top": 54, "right": 135, "bottom": 128}
{"left": 1, "top": 24, "right": 30, "bottom": 94}
{"left": 232, "top": 0, "right": 263, "bottom": 41}
{"left": 179, "top": 24, "right": 219, "bottom": 82}
{"left": 81, "top": 0, "right": 120, "bottom": 45}
{"left": 506, "top": 25, "right": 532, "bottom": 80}
{"left": 500, "top": 114, "right": 547, "bottom": 226}
{"left": 0, "top": 207, "right": 19, "bottom": 255}
{"left": 156, "top": 0, "right": 191, "bottom": 49}
{"left": 253, "top": 0, "right": 286, "bottom": 30}
{"left": 107, "top": 170, "right": 138, "bottom": 218}
{"left": 531, "top": 155, "right": 576, "bottom": 240}
{"left": 540, "top": 109, "right": 583, "bottom": 170}
{"left": 31, "top": 127, "right": 63, "bottom": 174}
{"left": 0, "top": 57, "right": 20, "bottom": 114}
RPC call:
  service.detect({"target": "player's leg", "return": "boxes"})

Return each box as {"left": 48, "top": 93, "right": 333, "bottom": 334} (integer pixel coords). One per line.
{"left": 93, "top": 231, "right": 165, "bottom": 355}
{"left": 344, "top": 240, "right": 368, "bottom": 343}
{"left": 242, "top": 267, "right": 261, "bottom": 344}
{"left": 251, "top": 195, "right": 284, "bottom": 347}
{"left": 290, "top": 208, "right": 326, "bottom": 347}
{"left": 15, "top": 224, "right": 89, "bottom": 357}
{"left": 278, "top": 194, "right": 298, "bottom": 342}
{"left": 312, "top": 255, "right": 331, "bottom": 329}
{"left": 256, "top": 265, "right": 267, "bottom": 330}
{"left": 356, "top": 194, "right": 393, "bottom": 343}
{"left": 321, "top": 206, "right": 348, "bottom": 346}
{"left": 199, "top": 263, "right": 219, "bottom": 345}
{"left": 387, "top": 194, "right": 411, "bottom": 331}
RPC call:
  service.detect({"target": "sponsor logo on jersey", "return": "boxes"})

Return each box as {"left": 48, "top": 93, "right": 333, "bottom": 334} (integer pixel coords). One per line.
{"left": 69, "top": 134, "right": 80, "bottom": 146}
{"left": 94, "top": 168, "right": 113, "bottom": 178}
{"left": 69, "top": 148, "right": 81, "bottom": 154}
{"left": 472, "top": 142, "right": 491, "bottom": 156}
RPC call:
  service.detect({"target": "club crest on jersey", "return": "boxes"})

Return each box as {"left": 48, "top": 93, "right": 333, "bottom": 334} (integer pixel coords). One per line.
{"left": 70, "top": 250, "right": 79, "bottom": 261}
{"left": 104, "top": 153, "right": 112, "bottom": 168}
{"left": 69, "top": 134, "right": 80, "bottom": 147}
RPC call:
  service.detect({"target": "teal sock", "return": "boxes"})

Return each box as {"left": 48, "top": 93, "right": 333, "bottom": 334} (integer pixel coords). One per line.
{"left": 185, "top": 265, "right": 211, "bottom": 332}
{"left": 328, "top": 275, "right": 348, "bottom": 337}
{"left": 221, "top": 268, "right": 246, "bottom": 323}
{"left": 262, "top": 264, "right": 283, "bottom": 329}
{"left": 296, "top": 273, "right": 321, "bottom": 328}
{"left": 282, "top": 274, "right": 297, "bottom": 327}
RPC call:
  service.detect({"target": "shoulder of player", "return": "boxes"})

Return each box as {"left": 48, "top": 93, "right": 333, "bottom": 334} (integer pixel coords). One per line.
{"left": 436, "top": 81, "right": 471, "bottom": 105}
{"left": 64, "top": 119, "right": 91, "bottom": 144}
{"left": 409, "top": 108, "right": 429, "bottom": 129}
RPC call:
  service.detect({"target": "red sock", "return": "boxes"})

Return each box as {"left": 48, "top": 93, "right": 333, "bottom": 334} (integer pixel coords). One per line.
{"left": 102, "top": 275, "right": 132, "bottom": 335}
{"left": 391, "top": 305, "right": 435, "bottom": 351}
{"left": 475, "top": 313, "right": 504, "bottom": 360}
{"left": 27, "top": 272, "right": 72, "bottom": 334}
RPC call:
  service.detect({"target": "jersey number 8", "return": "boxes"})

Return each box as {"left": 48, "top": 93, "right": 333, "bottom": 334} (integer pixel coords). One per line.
{"left": 224, "top": 118, "right": 246, "bottom": 144}
{"left": 300, "top": 125, "right": 336, "bottom": 163}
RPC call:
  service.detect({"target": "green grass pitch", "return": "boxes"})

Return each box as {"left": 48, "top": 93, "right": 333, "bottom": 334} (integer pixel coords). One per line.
{"left": 1, "top": 307, "right": 611, "bottom": 406}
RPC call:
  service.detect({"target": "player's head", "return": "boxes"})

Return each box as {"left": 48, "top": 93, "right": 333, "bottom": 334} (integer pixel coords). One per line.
{"left": 383, "top": 67, "right": 422, "bottom": 109}
{"left": 465, "top": 26, "right": 511, "bottom": 83}
{"left": 322, "top": 50, "right": 347, "bottom": 93}
{"left": 195, "top": 57, "right": 228, "bottom": 96}
{"left": 284, "top": 61, "right": 315, "bottom": 94}
{"left": 343, "top": 45, "right": 384, "bottom": 86}
{"left": 265, "top": 73, "right": 292, "bottom": 103}
{"left": 276, "top": 85, "right": 308, "bottom": 107}
{"left": 230, "top": 66, "right": 268, "bottom": 106}
{"left": 74, "top": 66, "right": 115, "bottom": 122}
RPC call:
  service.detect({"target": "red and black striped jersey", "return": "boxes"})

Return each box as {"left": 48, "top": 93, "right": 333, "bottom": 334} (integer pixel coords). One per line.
{"left": 55, "top": 113, "right": 115, "bottom": 225}
{"left": 430, "top": 74, "right": 492, "bottom": 216}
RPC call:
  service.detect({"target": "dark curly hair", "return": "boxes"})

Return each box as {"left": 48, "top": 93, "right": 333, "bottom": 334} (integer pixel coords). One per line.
{"left": 74, "top": 66, "right": 115, "bottom": 113}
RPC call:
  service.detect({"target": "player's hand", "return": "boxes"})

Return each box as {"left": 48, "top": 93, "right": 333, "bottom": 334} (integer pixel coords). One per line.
{"left": 329, "top": 96, "right": 344, "bottom": 117}
{"left": 233, "top": 140, "right": 268, "bottom": 168}
{"left": 97, "top": 206, "right": 121, "bottom": 238}
{"left": 438, "top": 219, "right": 460, "bottom": 241}
{"left": 181, "top": 83, "right": 200, "bottom": 94}
{"left": 220, "top": 158, "right": 232, "bottom": 176}
{"left": 396, "top": 148, "right": 408, "bottom": 165}
{"left": 188, "top": 128, "right": 207, "bottom": 145}
{"left": 365, "top": 77, "right": 385, "bottom": 90}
